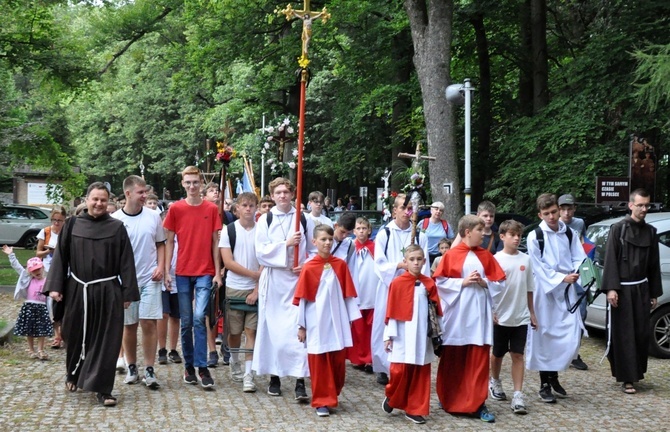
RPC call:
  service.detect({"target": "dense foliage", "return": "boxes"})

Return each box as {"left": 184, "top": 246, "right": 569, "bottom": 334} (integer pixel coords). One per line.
{"left": 1, "top": 0, "right": 669, "bottom": 215}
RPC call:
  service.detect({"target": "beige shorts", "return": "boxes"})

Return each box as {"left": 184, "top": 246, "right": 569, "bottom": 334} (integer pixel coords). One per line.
{"left": 225, "top": 286, "right": 258, "bottom": 334}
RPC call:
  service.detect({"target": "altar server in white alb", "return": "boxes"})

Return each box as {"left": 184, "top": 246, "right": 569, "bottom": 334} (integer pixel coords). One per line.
{"left": 294, "top": 224, "right": 361, "bottom": 417}
{"left": 253, "top": 177, "right": 314, "bottom": 400}
{"left": 525, "top": 193, "right": 585, "bottom": 404}
{"left": 371, "top": 194, "right": 430, "bottom": 384}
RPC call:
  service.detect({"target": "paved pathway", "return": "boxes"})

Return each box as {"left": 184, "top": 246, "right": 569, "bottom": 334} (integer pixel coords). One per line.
{"left": 0, "top": 291, "right": 668, "bottom": 431}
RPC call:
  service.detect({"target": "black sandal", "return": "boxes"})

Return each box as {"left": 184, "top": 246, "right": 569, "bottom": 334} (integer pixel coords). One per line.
{"left": 65, "top": 380, "right": 77, "bottom": 392}
{"left": 96, "top": 393, "right": 117, "bottom": 407}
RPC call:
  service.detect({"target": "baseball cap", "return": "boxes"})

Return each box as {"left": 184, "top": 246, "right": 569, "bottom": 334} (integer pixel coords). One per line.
{"left": 26, "top": 257, "right": 44, "bottom": 273}
{"left": 558, "top": 194, "right": 576, "bottom": 206}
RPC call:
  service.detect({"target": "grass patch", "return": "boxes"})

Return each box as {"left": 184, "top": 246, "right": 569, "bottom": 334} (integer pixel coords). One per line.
{"left": 0, "top": 248, "right": 34, "bottom": 285}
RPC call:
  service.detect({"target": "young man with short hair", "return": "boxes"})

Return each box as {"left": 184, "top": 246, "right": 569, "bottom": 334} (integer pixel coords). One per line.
{"left": 525, "top": 193, "right": 585, "bottom": 403}
{"left": 219, "top": 192, "right": 262, "bottom": 392}
{"left": 306, "top": 191, "right": 333, "bottom": 227}
{"left": 113, "top": 175, "right": 166, "bottom": 389}
{"left": 163, "top": 166, "right": 222, "bottom": 389}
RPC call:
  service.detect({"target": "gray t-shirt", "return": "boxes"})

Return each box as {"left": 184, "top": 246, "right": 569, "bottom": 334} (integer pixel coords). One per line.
{"left": 564, "top": 217, "right": 586, "bottom": 239}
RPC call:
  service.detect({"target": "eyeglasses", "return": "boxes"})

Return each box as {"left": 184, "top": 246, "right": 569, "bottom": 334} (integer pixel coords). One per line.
{"left": 51, "top": 218, "right": 65, "bottom": 223}
{"left": 633, "top": 204, "right": 652, "bottom": 209}
{"left": 311, "top": 200, "right": 323, "bottom": 204}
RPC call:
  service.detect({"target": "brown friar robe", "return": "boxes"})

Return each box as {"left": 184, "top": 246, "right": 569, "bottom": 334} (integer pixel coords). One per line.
{"left": 602, "top": 215, "right": 662, "bottom": 383}
{"left": 43, "top": 210, "right": 139, "bottom": 394}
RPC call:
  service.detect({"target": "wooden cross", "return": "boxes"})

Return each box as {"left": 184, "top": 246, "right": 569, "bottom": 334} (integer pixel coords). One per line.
{"left": 280, "top": 1, "right": 331, "bottom": 65}
{"left": 398, "top": 142, "right": 436, "bottom": 169}
{"left": 268, "top": 124, "right": 296, "bottom": 162}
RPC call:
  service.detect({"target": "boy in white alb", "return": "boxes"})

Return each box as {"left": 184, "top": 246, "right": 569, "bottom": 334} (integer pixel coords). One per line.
{"left": 254, "top": 177, "right": 314, "bottom": 399}
{"left": 382, "top": 245, "right": 442, "bottom": 425}
{"left": 347, "top": 217, "right": 381, "bottom": 371}
{"left": 372, "top": 194, "right": 430, "bottom": 385}
{"left": 219, "top": 192, "right": 262, "bottom": 392}
{"left": 489, "top": 220, "right": 536, "bottom": 415}
{"left": 294, "top": 225, "right": 361, "bottom": 417}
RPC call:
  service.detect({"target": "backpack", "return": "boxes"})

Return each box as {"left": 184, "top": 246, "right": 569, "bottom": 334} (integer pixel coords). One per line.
{"left": 383, "top": 226, "right": 421, "bottom": 256}
{"left": 420, "top": 218, "right": 449, "bottom": 236}
{"left": 534, "top": 226, "right": 573, "bottom": 257}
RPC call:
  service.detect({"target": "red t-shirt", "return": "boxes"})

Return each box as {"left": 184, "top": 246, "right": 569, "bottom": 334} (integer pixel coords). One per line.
{"left": 163, "top": 199, "right": 222, "bottom": 276}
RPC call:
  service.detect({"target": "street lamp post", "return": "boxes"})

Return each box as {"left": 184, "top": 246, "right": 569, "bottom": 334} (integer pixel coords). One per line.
{"left": 446, "top": 78, "right": 475, "bottom": 215}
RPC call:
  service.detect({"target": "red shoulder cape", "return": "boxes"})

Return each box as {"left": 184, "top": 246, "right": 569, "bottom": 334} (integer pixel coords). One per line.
{"left": 292, "top": 255, "right": 357, "bottom": 305}
{"left": 433, "top": 242, "right": 506, "bottom": 282}
{"left": 385, "top": 271, "right": 442, "bottom": 324}
{"left": 355, "top": 239, "right": 375, "bottom": 258}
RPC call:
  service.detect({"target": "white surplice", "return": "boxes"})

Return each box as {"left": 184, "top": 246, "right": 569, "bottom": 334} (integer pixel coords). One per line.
{"left": 371, "top": 221, "right": 430, "bottom": 373}
{"left": 351, "top": 246, "right": 379, "bottom": 310}
{"left": 253, "top": 207, "right": 314, "bottom": 377}
{"left": 296, "top": 268, "right": 362, "bottom": 354}
{"left": 525, "top": 221, "right": 585, "bottom": 371}
{"left": 435, "top": 252, "right": 494, "bottom": 346}
{"left": 383, "top": 282, "right": 434, "bottom": 366}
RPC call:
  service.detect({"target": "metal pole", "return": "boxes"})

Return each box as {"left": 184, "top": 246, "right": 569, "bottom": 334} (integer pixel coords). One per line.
{"left": 464, "top": 78, "right": 472, "bottom": 215}
{"left": 261, "top": 115, "right": 266, "bottom": 197}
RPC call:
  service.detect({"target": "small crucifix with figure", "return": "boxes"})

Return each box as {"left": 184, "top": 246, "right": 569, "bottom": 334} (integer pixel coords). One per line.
{"left": 269, "top": 125, "right": 297, "bottom": 163}
{"left": 398, "top": 142, "right": 436, "bottom": 245}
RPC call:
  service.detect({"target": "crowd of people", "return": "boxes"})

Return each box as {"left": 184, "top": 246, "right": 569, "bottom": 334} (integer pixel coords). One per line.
{"left": 3, "top": 167, "right": 661, "bottom": 424}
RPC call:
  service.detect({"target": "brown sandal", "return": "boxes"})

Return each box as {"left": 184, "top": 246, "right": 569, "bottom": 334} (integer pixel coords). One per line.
{"left": 96, "top": 393, "right": 117, "bottom": 407}
{"left": 51, "top": 338, "right": 62, "bottom": 349}
{"left": 65, "top": 380, "right": 78, "bottom": 392}
{"left": 622, "top": 383, "right": 636, "bottom": 394}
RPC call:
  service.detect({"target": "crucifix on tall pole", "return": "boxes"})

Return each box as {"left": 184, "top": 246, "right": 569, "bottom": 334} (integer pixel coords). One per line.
{"left": 279, "top": 1, "right": 331, "bottom": 267}
{"left": 398, "top": 142, "right": 436, "bottom": 244}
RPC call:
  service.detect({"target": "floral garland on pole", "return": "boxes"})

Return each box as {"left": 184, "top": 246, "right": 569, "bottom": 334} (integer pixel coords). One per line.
{"left": 262, "top": 116, "right": 299, "bottom": 177}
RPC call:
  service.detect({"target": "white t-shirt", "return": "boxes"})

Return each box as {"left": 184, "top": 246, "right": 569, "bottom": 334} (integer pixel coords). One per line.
{"left": 491, "top": 251, "right": 535, "bottom": 327}
{"left": 37, "top": 229, "right": 59, "bottom": 272}
{"left": 112, "top": 207, "right": 166, "bottom": 287}
{"left": 219, "top": 220, "right": 259, "bottom": 290}
{"left": 306, "top": 213, "right": 333, "bottom": 227}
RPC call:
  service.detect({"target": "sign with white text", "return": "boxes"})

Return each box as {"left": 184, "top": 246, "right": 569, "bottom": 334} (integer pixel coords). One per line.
{"left": 596, "top": 176, "right": 629, "bottom": 203}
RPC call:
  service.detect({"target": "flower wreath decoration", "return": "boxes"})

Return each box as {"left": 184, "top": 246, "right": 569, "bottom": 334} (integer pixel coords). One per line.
{"left": 261, "top": 116, "right": 300, "bottom": 177}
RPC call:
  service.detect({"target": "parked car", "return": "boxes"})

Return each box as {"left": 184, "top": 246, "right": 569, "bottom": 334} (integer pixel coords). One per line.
{"left": 329, "top": 210, "right": 385, "bottom": 240}
{"left": 585, "top": 212, "right": 670, "bottom": 359}
{"left": 0, "top": 204, "right": 51, "bottom": 249}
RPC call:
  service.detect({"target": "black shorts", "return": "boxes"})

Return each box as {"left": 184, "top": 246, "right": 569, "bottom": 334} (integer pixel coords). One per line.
{"left": 161, "top": 291, "right": 180, "bottom": 319}
{"left": 492, "top": 324, "right": 527, "bottom": 357}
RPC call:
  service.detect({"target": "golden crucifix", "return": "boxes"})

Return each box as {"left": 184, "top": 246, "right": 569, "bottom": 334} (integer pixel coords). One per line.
{"left": 279, "top": 1, "right": 331, "bottom": 67}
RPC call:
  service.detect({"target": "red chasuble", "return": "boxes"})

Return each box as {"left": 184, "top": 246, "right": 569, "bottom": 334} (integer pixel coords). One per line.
{"left": 433, "top": 242, "right": 506, "bottom": 282}
{"left": 385, "top": 271, "right": 442, "bottom": 324}
{"left": 293, "top": 255, "right": 357, "bottom": 305}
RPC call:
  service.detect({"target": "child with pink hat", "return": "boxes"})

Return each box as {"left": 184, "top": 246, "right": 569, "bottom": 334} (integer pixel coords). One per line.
{"left": 2, "top": 245, "right": 53, "bottom": 360}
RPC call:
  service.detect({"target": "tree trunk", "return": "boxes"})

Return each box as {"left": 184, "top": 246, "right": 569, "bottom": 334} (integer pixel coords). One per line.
{"left": 519, "top": 0, "right": 534, "bottom": 117}
{"left": 531, "top": 0, "right": 549, "bottom": 112}
{"left": 404, "top": 0, "right": 459, "bottom": 226}
{"left": 470, "top": 13, "right": 492, "bottom": 205}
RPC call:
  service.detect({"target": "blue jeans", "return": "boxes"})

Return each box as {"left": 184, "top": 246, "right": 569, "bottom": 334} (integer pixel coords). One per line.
{"left": 176, "top": 275, "right": 212, "bottom": 368}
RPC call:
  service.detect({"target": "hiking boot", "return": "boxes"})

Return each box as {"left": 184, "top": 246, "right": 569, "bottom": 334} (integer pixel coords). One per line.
{"left": 207, "top": 351, "right": 219, "bottom": 368}
{"left": 230, "top": 361, "right": 244, "bottom": 382}
{"left": 511, "top": 392, "right": 527, "bottom": 414}
{"left": 168, "top": 350, "right": 182, "bottom": 364}
{"left": 124, "top": 364, "right": 140, "bottom": 384}
{"left": 538, "top": 383, "right": 556, "bottom": 403}
{"left": 382, "top": 397, "right": 393, "bottom": 414}
{"left": 376, "top": 372, "right": 389, "bottom": 385}
{"left": 316, "top": 406, "right": 330, "bottom": 417}
{"left": 198, "top": 367, "right": 214, "bottom": 388}
{"left": 571, "top": 355, "right": 588, "bottom": 370}
{"left": 157, "top": 348, "right": 168, "bottom": 365}
{"left": 183, "top": 365, "right": 197, "bottom": 385}
{"left": 405, "top": 414, "right": 426, "bottom": 424}
{"left": 295, "top": 378, "right": 309, "bottom": 401}
{"left": 489, "top": 378, "right": 507, "bottom": 401}
{"left": 143, "top": 366, "right": 160, "bottom": 389}
{"left": 243, "top": 373, "right": 257, "bottom": 393}
{"left": 267, "top": 376, "right": 281, "bottom": 396}
{"left": 549, "top": 376, "right": 568, "bottom": 398}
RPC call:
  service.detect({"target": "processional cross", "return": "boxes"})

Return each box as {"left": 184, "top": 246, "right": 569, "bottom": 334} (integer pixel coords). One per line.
{"left": 269, "top": 124, "right": 296, "bottom": 163}
{"left": 280, "top": 1, "right": 331, "bottom": 68}
{"left": 398, "top": 142, "right": 436, "bottom": 244}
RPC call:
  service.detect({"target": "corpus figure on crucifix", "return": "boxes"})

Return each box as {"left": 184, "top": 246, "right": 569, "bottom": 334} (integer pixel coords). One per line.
{"left": 280, "top": 1, "right": 331, "bottom": 65}
{"left": 398, "top": 142, "right": 436, "bottom": 243}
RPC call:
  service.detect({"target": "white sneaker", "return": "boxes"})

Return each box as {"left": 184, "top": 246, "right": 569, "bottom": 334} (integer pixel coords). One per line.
{"left": 116, "top": 357, "right": 126, "bottom": 373}
{"left": 489, "top": 378, "right": 507, "bottom": 401}
{"left": 230, "top": 362, "right": 244, "bottom": 382}
{"left": 243, "top": 373, "right": 257, "bottom": 393}
{"left": 143, "top": 366, "right": 160, "bottom": 390}
{"left": 124, "top": 364, "right": 140, "bottom": 384}
{"left": 511, "top": 392, "right": 527, "bottom": 414}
